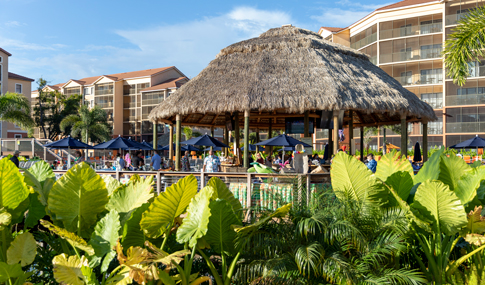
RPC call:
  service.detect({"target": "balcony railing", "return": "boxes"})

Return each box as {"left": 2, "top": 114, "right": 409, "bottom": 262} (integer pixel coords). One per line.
{"left": 446, "top": 122, "right": 485, "bottom": 133}
{"left": 445, "top": 94, "right": 485, "bottom": 106}
{"left": 380, "top": 47, "right": 442, "bottom": 64}
{"left": 379, "top": 22, "right": 442, "bottom": 40}
{"left": 95, "top": 102, "right": 113, "bottom": 108}
{"left": 445, "top": 13, "right": 469, "bottom": 26}
{"left": 393, "top": 75, "right": 443, "bottom": 86}
{"left": 350, "top": 33, "right": 377, "bottom": 50}
{"left": 123, "top": 102, "right": 137, "bottom": 108}
{"left": 421, "top": 99, "right": 443, "bottom": 109}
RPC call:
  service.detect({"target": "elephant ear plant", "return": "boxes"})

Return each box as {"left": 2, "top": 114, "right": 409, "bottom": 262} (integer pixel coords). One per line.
{"left": 331, "top": 149, "right": 485, "bottom": 285}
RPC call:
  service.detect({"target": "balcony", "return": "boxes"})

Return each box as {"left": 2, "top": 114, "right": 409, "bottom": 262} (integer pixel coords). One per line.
{"left": 95, "top": 101, "right": 113, "bottom": 109}
{"left": 445, "top": 13, "right": 469, "bottom": 26}
{"left": 421, "top": 98, "right": 443, "bottom": 109}
{"left": 380, "top": 47, "right": 442, "bottom": 64}
{"left": 379, "top": 22, "right": 442, "bottom": 40}
{"left": 393, "top": 74, "right": 443, "bottom": 86}
{"left": 350, "top": 33, "right": 377, "bottom": 50}
{"left": 446, "top": 94, "right": 485, "bottom": 106}
{"left": 446, "top": 122, "right": 485, "bottom": 133}
{"left": 123, "top": 102, "right": 137, "bottom": 108}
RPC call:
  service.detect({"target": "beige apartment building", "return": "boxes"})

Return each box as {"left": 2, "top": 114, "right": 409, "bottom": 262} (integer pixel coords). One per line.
{"left": 31, "top": 67, "right": 188, "bottom": 142}
{"left": 0, "top": 47, "right": 34, "bottom": 138}
{"left": 319, "top": 0, "right": 484, "bottom": 150}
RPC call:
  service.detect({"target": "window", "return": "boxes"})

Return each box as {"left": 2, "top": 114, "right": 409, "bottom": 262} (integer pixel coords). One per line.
{"left": 420, "top": 44, "right": 442, "bottom": 59}
{"left": 421, "top": 92, "right": 443, "bottom": 109}
{"left": 14, "top": 124, "right": 20, "bottom": 129}
{"left": 401, "top": 71, "right": 412, "bottom": 85}
{"left": 400, "top": 24, "right": 411, "bottom": 37}
{"left": 0, "top": 56, "right": 2, "bottom": 63}
{"left": 420, "top": 19, "right": 442, "bottom": 34}
{"left": 84, "top": 87, "right": 91, "bottom": 95}
{"left": 14, "top": 134, "right": 22, "bottom": 138}
{"left": 0, "top": 64, "right": 2, "bottom": 81}
{"left": 467, "top": 61, "right": 485, "bottom": 78}
{"left": 420, "top": 68, "right": 442, "bottom": 84}
{"left": 15, "top": 84, "right": 22, "bottom": 94}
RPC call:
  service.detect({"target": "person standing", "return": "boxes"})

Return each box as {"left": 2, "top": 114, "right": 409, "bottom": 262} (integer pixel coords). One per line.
{"left": 10, "top": 150, "right": 20, "bottom": 168}
{"left": 366, "top": 154, "right": 377, "bottom": 173}
{"left": 181, "top": 151, "right": 191, "bottom": 172}
{"left": 151, "top": 151, "right": 162, "bottom": 171}
{"left": 116, "top": 153, "right": 125, "bottom": 171}
{"left": 74, "top": 151, "right": 85, "bottom": 164}
{"left": 255, "top": 153, "right": 264, "bottom": 164}
{"left": 131, "top": 152, "right": 144, "bottom": 171}
{"left": 125, "top": 152, "right": 132, "bottom": 170}
{"left": 203, "top": 150, "right": 221, "bottom": 172}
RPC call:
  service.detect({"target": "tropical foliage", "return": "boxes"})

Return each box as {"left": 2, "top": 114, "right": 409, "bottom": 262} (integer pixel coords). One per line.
{"left": 0, "top": 91, "right": 34, "bottom": 131}
{"left": 60, "top": 105, "right": 112, "bottom": 144}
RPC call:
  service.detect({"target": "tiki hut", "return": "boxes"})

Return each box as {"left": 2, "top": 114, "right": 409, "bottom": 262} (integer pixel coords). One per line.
{"left": 149, "top": 25, "right": 437, "bottom": 169}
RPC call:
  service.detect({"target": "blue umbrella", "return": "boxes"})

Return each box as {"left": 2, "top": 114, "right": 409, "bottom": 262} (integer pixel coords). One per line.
{"left": 44, "top": 136, "right": 93, "bottom": 169}
{"left": 127, "top": 139, "right": 152, "bottom": 150}
{"left": 241, "top": 144, "right": 265, "bottom": 151}
{"left": 450, "top": 135, "right": 485, "bottom": 149}
{"left": 278, "top": 146, "right": 295, "bottom": 152}
{"left": 93, "top": 137, "right": 140, "bottom": 150}
{"left": 413, "top": 142, "right": 422, "bottom": 162}
{"left": 255, "top": 134, "right": 311, "bottom": 147}
{"left": 204, "top": 146, "right": 223, "bottom": 151}
{"left": 160, "top": 144, "right": 200, "bottom": 152}
{"left": 181, "top": 134, "right": 229, "bottom": 148}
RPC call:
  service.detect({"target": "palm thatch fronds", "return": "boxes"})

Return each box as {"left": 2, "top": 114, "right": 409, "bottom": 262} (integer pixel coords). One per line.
{"left": 149, "top": 25, "right": 436, "bottom": 128}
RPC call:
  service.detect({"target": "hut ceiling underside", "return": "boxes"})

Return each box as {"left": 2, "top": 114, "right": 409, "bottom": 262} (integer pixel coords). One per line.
{"left": 157, "top": 109, "right": 421, "bottom": 129}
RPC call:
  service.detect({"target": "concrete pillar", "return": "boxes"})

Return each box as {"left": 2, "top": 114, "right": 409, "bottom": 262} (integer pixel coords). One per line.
{"left": 423, "top": 122, "right": 428, "bottom": 162}
{"left": 401, "top": 116, "right": 407, "bottom": 158}
{"left": 175, "top": 115, "right": 181, "bottom": 171}
{"left": 244, "top": 110, "right": 250, "bottom": 168}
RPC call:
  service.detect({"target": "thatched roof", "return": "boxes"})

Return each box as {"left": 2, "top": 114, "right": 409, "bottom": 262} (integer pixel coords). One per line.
{"left": 149, "top": 26, "right": 436, "bottom": 128}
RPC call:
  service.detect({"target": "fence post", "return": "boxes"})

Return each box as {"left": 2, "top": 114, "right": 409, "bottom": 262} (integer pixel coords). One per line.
{"left": 297, "top": 174, "right": 303, "bottom": 206}
{"left": 306, "top": 174, "right": 311, "bottom": 206}
{"left": 200, "top": 171, "right": 205, "bottom": 189}
{"left": 247, "top": 173, "right": 252, "bottom": 209}
{"left": 44, "top": 146, "right": 47, "bottom": 161}
{"left": 156, "top": 171, "right": 161, "bottom": 195}
{"left": 116, "top": 170, "right": 120, "bottom": 181}
{"left": 15, "top": 138, "right": 18, "bottom": 151}
{"left": 31, "top": 138, "right": 35, "bottom": 158}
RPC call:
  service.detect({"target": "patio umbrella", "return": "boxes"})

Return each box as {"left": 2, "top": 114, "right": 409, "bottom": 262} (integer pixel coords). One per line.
{"left": 255, "top": 134, "right": 311, "bottom": 163}
{"left": 161, "top": 144, "right": 200, "bottom": 152}
{"left": 414, "top": 142, "right": 422, "bottom": 162}
{"left": 93, "top": 136, "right": 140, "bottom": 150}
{"left": 278, "top": 146, "right": 295, "bottom": 152}
{"left": 181, "top": 134, "right": 229, "bottom": 148}
{"left": 44, "top": 136, "right": 93, "bottom": 169}
{"left": 450, "top": 135, "right": 485, "bottom": 149}
{"left": 323, "top": 143, "right": 329, "bottom": 161}
{"left": 204, "top": 146, "right": 223, "bottom": 151}
{"left": 127, "top": 139, "right": 152, "bottom": 150}
{"left": 241, "top": 144, "right": 265, "bottom": 151}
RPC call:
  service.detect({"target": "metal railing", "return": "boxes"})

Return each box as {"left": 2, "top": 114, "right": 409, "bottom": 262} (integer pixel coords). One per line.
{"left": 446, "top": 13, "right": 469, "bottom": 26}
{"left": 393, "top": 75, "right": 443, "bottom": 86}
{"left": 50, "top": 170, "right": 331, "bottom": 210}
{"left": 421, "top": 99, "right": 443, "bottom": 109}
{"left": 379, "top": 22, "right": 443, "bottom": 40}
{"left": 380, "top": 47, "right": 442, "bottom": 64}
{"left": 446, "top": 122, "right": 485, "bottom": 133}
{"left": 0, "top": 138, "right": 64, "bottom": 161}
{"left": 351, "top": 33, "right": 377, "bottom": 50}
{"left": 446, "top": 94, "right": 485, "bottom": 106}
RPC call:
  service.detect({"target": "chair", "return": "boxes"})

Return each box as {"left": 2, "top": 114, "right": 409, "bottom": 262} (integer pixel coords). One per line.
{"left": 464, "top": 155, "right": 471, "bottom": 164}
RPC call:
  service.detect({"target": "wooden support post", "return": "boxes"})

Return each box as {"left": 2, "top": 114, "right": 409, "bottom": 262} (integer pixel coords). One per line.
{"left": 234, "top": 112, "right": 240, "bottom": 163}
{"left": 223, "top": 125, "right": 229, "bottom": 157}
{"left": 153, "top": 122, "right": 158, "bottom": 151}
{"left": 383, "top": 128, "right": 387, "bottom": 154}
{"left": 401, "top": 116, "right": 407, "bottom": 158}
{"left": 256, "top": 128, "right": 260, "bottom": 143}
{"left": 333, "top": 111, "right": 339, "bottom": 155}
{"left": 360, "top": 126, "right": 364, "bottom": 161}
{"left": 169, "top": 125, "right": 174, "bottom": 165}
{"left": 200, "top": 172, "right": 205, "bottom": 188}
{"left": 328, "top": 127, "right": 333, "bottom": 158}
{"left": 348, "top": 111, "right": 353, "bottom": 155}
{"left": 175, "top": 115, "right": 181, "bottom": 171}
{"left": 423, "top": 122, "right": 428, "bottom": 162}
{"left": 244, "top": 110, "right": 250, "bottom": 168}
{"left": 267, "top": 120, "right": 273, "bottom": 155}
{"left": 210, "top": 126, "right": 214, "bottom": 151}
{"left": 304, "top": 111, "right": 309, "bottom": 137}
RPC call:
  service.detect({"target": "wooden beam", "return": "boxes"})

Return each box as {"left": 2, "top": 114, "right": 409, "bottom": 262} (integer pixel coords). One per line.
{"left": 370, "top": 113, "right": 379, "bottom": 124}
{"left": 197, "top": 114, "right": 209, "bottom": 124}
{"left": 355, "top": 111, "right": 365, "bottom": 124}
{"left": 210, "top": 114, "right": 220, "bottom": 124}
{"left": 183, "top": 114, "right": 193, "bottom": 123}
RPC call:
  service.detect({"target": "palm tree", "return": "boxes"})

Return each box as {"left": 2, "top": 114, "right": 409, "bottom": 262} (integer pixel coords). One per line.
{"left": 60, "top": 105, "right": 111, "bottom": 143}
{"left": 0, "top": 92, "right": 34, "bottom": 130}
{"left": 183, "top": 126, "right": 193, "bottom": 140}
{"left": 443, "top": 6, "right": 485, "bottom": 86}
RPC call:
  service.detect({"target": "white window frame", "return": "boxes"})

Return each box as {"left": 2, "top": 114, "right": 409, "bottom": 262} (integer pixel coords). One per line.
{"left": 15, "top": 83, "right": 22, "bottom": 94}
{"left": 14, "top": 134, "right": 22, "bottom": 138}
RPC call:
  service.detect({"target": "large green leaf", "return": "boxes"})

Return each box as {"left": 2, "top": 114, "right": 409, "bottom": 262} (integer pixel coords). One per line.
{"left": 207, "top": 177, "right": 242, "bottom": 214}
{"left": 411, "top": 180, "right": 467, "bottom": 235}
{"left": 140, "top": 175, "right": 198, "bottom": 238}
{"left": 25, "top": 193, "right": 46, "bottom": 228}
{"left": 385, "top": 171, "right": 414, "bottom": 202}
{"left": 0, "top": 158, "right": 29, "bottom": 210}
{"left": 47, "top": 163, "right": 108, "bottom": 234}
{"left": 455, "top": 166, "right": 485, "bottom": 207}
{"left": 122, "top": 203, "right": 149, "bottom": 249}
{"left": 6, "top": 232, "right": 37, "bottom": 266}
{"left": 40, "top": 220, "right": 95, "bottom": 255}
{"left": 89, "top": 209, "right": 120, "bottom": 259}
{"left": 439, "top": 154, "right": 470, "bottom": 190}
{"left": 330, "top": 152, "right": 387, "bottom": 205}
{"left": 24, "top": 160, "right": 55, "bottom": 184}
{"left": 0, "top": 262, "right": 23, "bottom": 282}
{"left": 376, "top": 150, "right": 414, "bottom": 182}
{"left": 52, "top": 254, "right": 88, "bottom": 285}
{"left": 23, "top": 161, "right": 55, "bottom": 206}
{"left": 107, "top": 176, "right": 153, "bottom": 223}
{"left": 176, "top": 186, "right": 213, "bottom": 248}
{"left": 205, "top": 199, "right": 241, "bottom": 255}
{"left": 102, "top": 175, "right": 122, "bottom": 196}
{"left": 414, "top": 146, "right": 444, "bottom": 184}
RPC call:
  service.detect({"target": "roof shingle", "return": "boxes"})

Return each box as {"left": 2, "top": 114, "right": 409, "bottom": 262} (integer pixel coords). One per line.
{"left": 8, "top": 72, "right": 34, "bottom": 82}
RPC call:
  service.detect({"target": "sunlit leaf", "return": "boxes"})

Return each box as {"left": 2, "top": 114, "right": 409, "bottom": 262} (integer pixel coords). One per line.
{"left": 376, "top": 150, "right": 413, "bottom": 182}
{"left": 0, "top": 158, "right": 29, "bottom": 210}
{"left": 89, "top": 209, "right": 120, "bottom": 268}
{"left": 52, "top": 254, "right": 88, "bottom": 285}
{"left": 439, "top": 154, "right": 470, "bottom": 191}
{"left": 107, "top": 176, "right": 153, "bottom": 223}
{"left": 205, "top": 199, "right": 241, "bottom": 255}
{"left": 6, "top": 232, "right": 37, "bottom": 266}
{"left": 207, "top": 177, "right": 242, "bottom": 214}
{"left": 41, "top": 219, "right": 95, "bottom": 255}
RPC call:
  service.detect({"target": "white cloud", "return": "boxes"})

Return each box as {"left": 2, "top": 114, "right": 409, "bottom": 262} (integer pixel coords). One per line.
{"left": 311, "top": 1, "right": 393, "bottom": 27}
{"left": 5, "top": 6, "right": 296, "bottom": 86}
{"left": 5, "top": 21, "right": 25, "bottom": 27}
{"left": 0, "top": 36, "right": 66, "bottom": 51}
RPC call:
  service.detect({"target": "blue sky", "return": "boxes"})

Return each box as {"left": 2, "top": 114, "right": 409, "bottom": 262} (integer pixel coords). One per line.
{"left": 0, "top": 0, "right": 392, "bottom": 87}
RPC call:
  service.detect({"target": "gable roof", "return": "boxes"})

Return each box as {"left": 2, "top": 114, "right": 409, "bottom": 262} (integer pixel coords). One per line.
{"left": 320, "top": 27, "right": 345, "bottom": 33}
{"left": 140, "top": 77, "right": 188, "bottom": 93}
{"left": 376, "top": 0, "right": 439, "bottom": 11}
{"left": 0, "top": 48, "right": 12, "bottom": 56}
{"left": 8, "top": 72, "right": 34, "bottom": 82}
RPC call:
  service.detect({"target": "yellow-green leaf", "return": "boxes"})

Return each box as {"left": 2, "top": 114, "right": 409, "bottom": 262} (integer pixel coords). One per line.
{"left": 107, "top": 176, "right": 153, "bottom": 222}
{"left": 7, "top": 232, "right": 37, "bottom": 266}
{"left": 52, "top": 254, "right": 88, "bottom": 285}
{"left": 0, "top": 158, "right": 29, "bottom": 210}
{"left": 41, "top": 219, "right": 95, "bottom": 255}
{"left": 376, "top": 150, "right": 414, "bottom": 182}
{"left": 102, "top": 175, "right": 122, "bottom": 196}
{"left": 207, "top": 177, "right": 242, "bottom": 214}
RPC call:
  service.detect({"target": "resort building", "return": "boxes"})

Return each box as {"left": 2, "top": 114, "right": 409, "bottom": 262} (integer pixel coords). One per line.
{"left": 31, "top": 67, "right": 189, "bottom": 143}
{"left": 318, "top": 0, "right": 484, "bottom": 150}
{"left": 0, "top": 47, "right": 34, "bottom": 138}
